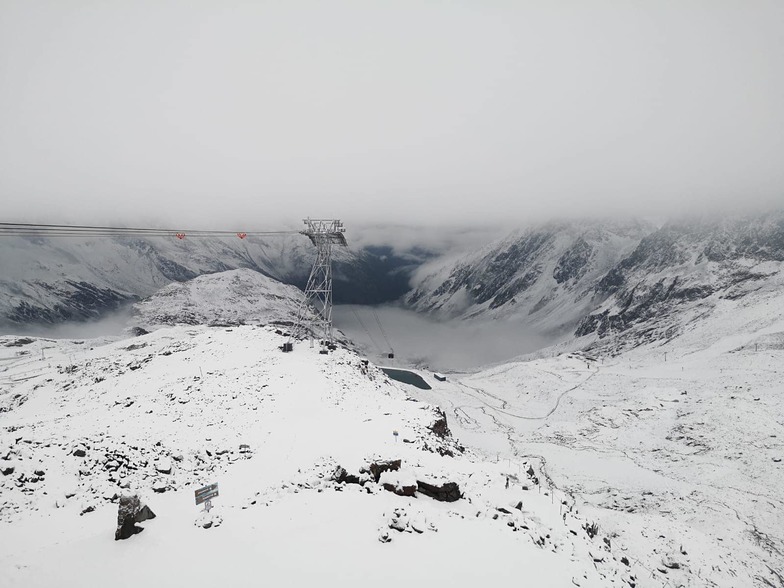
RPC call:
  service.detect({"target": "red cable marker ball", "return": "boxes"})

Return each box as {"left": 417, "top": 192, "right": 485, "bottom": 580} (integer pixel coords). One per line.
{"left": 237, "top": 232, "right": 247, "bottom": 239}
{"left": 175, "top": 233, "right": 186, "bottom": 240}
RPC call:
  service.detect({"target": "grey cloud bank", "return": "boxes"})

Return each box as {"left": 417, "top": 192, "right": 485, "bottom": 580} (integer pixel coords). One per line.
{"left": 1, "top": 1, "right": 782, "bottom": 229}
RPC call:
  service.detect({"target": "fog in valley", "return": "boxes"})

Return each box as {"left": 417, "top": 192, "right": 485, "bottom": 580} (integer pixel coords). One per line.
{"left": 333, "top": 304, "right": 554, "bottom": 372}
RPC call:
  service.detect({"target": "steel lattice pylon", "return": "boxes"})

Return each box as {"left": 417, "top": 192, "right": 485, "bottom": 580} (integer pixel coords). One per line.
{"left": 290, "top": 219, "right": 347, "bottom": 347}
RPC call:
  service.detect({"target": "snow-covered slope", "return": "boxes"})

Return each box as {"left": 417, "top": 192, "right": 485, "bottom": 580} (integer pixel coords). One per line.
{"left": 129, "top": 268, "right": 305, "bottom": 331}
{"left": 402, "top": 282, "right": 784, "bottom": 588}
{"left": 406, "top": 220, "right": 650, "bottom": 335}
{"left": 4, "top": 325, "right": 648, "bottom": 587}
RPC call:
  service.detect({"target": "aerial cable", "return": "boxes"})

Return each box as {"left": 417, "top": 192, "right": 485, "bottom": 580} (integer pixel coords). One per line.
{"left": 0, "top": 222, "right": 299, "bottom": 239}
{"left": 344, "top": 244, "right": 395, "bottom": 358}
{"left": 349, "top": 305, "right": 383, "bottom": 355}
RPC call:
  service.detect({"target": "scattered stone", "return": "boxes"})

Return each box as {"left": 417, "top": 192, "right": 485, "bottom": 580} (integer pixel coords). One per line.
{"left": 1, "top": 466, "right": 14, "bottom": 476}
{"left": 115, "top": 493, "right": 157, "bottom": 540}
{"left": 152, "top": 480, "right": 168, "bottom": 493}
{"left": 154, "top": 458, "right": 172, "bottom": 475}
{"left": 73, "top": 446, "right": 87, "bottom": 458}
{"left": 195, "top": 510, "right": 222, "bottom": 529}
{"left": 410, "top": 517, "right": 426, "bottom": 534}
{"left": 80, "top": 505, "right": 95, "bottom": 516}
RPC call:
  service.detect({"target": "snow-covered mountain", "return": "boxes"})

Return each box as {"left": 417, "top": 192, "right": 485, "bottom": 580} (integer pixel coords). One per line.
{"left": 405, "top": 219, "right": 651, "bottom": 335}
{"left": 0, "top": 234, "right": 418, "bottom": 329}
{"left": 406, "top": 212, "right": 784, "bottom": 351}
{"left": 576, "top": 212, "right": 784, "bottom": 349}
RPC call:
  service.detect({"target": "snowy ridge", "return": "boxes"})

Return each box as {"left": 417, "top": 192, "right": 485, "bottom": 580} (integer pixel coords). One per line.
{"left": 129, "top": 268, "right": 306, "bottom": 331}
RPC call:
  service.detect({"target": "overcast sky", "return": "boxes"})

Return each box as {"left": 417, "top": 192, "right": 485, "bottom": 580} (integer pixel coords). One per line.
{"left": 1, "top": 1, "right": 782, "bottom": 229}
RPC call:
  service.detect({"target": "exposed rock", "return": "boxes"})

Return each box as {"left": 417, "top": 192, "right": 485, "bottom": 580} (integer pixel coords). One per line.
{"left": 72, "top": 445, "right": 87, "bottom": 458}
{"left": 428, "top": 408, "right": 452, "bottom": 439}
{"left": 416, "top": 480, "right": 461, "bottom": 502}
{"left": 115, "top": 494, "right": 157, "bottom": 540}
{"left": 382, "top": 482, "right": 417, "bottom": 497}
{"left": 366, "top": 459, "right": 401, "bottom": 483}
{"left": 332, "top": 466, "right": 361, "bottom": 485}
{"left": 4, "top": 338, "right": 35, "bottom": 347}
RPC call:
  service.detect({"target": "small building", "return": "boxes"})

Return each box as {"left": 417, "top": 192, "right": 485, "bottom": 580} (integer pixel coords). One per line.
{"left": 433, "top": 373, "right": 447, "bottom": 382}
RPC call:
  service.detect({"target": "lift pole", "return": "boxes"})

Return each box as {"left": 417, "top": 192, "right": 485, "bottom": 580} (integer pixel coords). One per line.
{"left": 289, "top": 219, "right": 346, "bottom": 348}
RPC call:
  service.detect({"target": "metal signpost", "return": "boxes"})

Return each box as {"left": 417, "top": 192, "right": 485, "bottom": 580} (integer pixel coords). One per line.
{"left": 195, "top": 482, "right": 219, "bottom": 512}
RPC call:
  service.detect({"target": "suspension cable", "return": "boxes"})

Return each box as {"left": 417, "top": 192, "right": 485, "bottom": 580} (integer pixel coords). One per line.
{"left": 344, "top": 245, "right": 395, "bottom": 355}
{"left": 0, "top": 221, "right": 299, "bottom": 238}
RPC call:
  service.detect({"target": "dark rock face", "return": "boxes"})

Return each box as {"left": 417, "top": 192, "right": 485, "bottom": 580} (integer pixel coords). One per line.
{"left": 553, "top": 238, "right": 594, "bottom": 285}
{"left": 382, "top": 482, "right": 417, "bottom": 497}
{"left": 428, "top": 409, "right": 452, "bottom": 439}
{"left": 416, "top": 480, "right": 461, "bottom": 502}
{"left": 332, "top": 466, "right": 361, "bottom": 485}
{"left": 367, "top": 460, "right": 402, "bottom": 483}
{"left": 115, "top": 494, "right": 156, "bottom": 540}
{"left": 4, "top": 338, "right": 35, "bottom": 347}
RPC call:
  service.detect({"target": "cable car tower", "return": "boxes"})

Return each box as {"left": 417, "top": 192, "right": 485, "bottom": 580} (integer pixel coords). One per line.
{"left": 287, "top": 219, "right": 346, "bottom": 350}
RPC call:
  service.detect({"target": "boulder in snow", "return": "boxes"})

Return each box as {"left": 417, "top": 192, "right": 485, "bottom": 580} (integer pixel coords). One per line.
{"left": 416, "top": 480, "right": 461, "bottom": 502}
{"left": 115, "top": 493, "right": 156, "bottom": 540}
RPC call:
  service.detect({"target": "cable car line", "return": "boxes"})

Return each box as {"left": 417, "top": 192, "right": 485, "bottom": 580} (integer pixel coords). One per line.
{"left": 344, "top": 245, "right": 395, "bottom": 359}
{"left": 0, "top": 222, "right": 299, "bottom": 239}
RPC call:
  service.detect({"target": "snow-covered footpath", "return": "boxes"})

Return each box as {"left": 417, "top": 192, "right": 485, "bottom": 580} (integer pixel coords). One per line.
{"left": 1, "top": 269, "right": 782, "bottom": 587}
